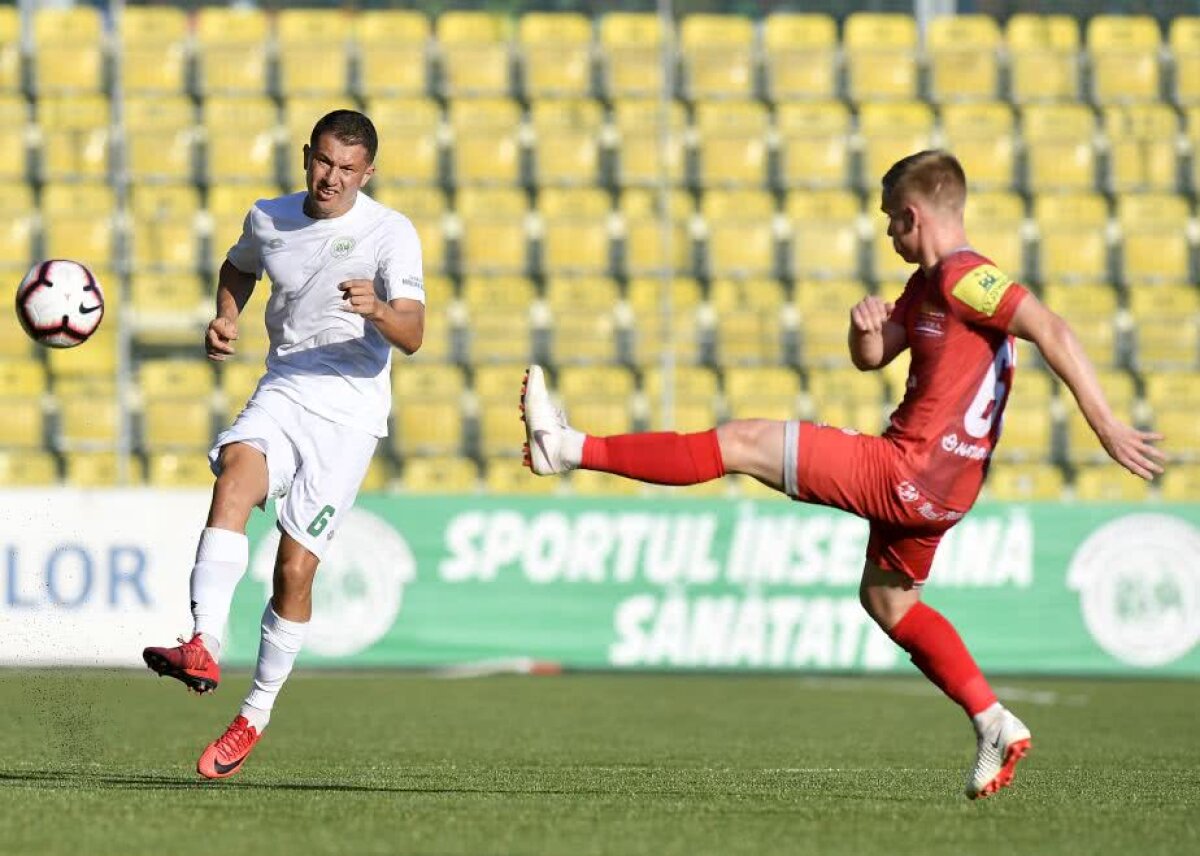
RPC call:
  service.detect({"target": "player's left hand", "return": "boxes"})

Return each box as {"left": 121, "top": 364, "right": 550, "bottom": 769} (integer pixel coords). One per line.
{"left": 339, "top": 279, "right": 380, "bottom": 319}
{"left": 1097, "top": 419, "right": 1167, "bottom": 481}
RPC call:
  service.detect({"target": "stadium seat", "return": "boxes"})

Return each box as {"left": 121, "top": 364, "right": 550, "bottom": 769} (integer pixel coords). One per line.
{"left": 220, "top": 361, "right": 264, "bottom": 421}
{"left": 843, "top": 13, "right": 918, "bottom": 102}
{"left": 0, "top": 360, "right": 45, "bottom": 399}
{"left": 283, "top": 96, "right": 363, "bottom": 157}
{"left": 709, "top": 279, "right": 786, "bottom": 367}
{"left": 461, "top": 276, "right": 534, "bottom": 363}
{"left": 437, "top": 11, "right": 512, "bottom": 97}
{"left": 0, "top": 7, "right": 19, "bottom": 93}
{"left": 1155, "top": 406, "right": 1200, "bottom": 460}
{"left": 0, "top": 395, "right": 44, "bottom": 448}
{"left": 1104, "top": 104, "right": 1180, "bottom": 193}
{"left": 0, "top": 449, "right": 56, "bottom": 485}
{"left": 762, "top": 13, "right": 837, "bottom": 102}
{"left": 518, "top": 12, "right": 593, "bottom": 99}
{"left": 787, "top": 190, "right": 863, "bottom": 282}
{"left": 203, "top": 97, "right": 279, "bottom": 184}
{"left": 55, "top": 393, "right": 120, "bottom": 450}
{"left": 994, "top": 402, "right": 1055, "bottom": 461}
{"left": 124, "top": 96, "right": 196, "bottom": 184}
{"left": 1066, "top": 402, "right": 1136, "bottom": 463}
{"left": 1161, "top": 464, "right": 1200, "bottom": 500}
{"left": 775, "top": 101, "right": 851, "bottom": 189}
{"left": 1170, "top": 17, "right": 1200, "bottom": 106}
{"left": 612, "top": 98, "right": 687, "bottom": 188}
{"left": 1023, "top": 104, "right": 1098, "bottom": 193}
{"left": 47, "top": 324, "right": 118, "bottom": 381}
{"left": 701, "top": 190, "right": 777, "bottom": 279}
{"left": 941, "top": 102, "right": 1017, "bottom": 191}
{"left": 371, "top": 185, "right": 447, "bottom": 274}
{"left": 1144, "top": 370, "right": 1200, "bottom": 412}
{"left": 448, "top": 98, "right": 522, "bottom": 186}
{"left": 642, "top": 365, "right": 720, "bottom": 431}
{"left": 195, "top": 6, "right": 270, "bottom": 94}
{"left": 1033, "top": 193, "right": 1110, "bottom": 284}
{"left": 33, "top": 6, "right": 103, "bottom": 94}
{"left": 355, "top": 10, "right": 429, "bottom": 97}
{"left": 545, "top": 277, "right": 620, "bottom": 365}
{"left": 455, "top": 188, "right": 530, "bottom": 275}
{"left": 0, "top": 211, "right": 34, "bottom": 272}
{"left": 1087, "top": 15, "right": 1162, "bottom": 105}
{"left": 1073, "top": 465, "right": 1150, "bottom": 501}
{"left": 400, "top": 456, "right": 478, "bottom": 493}
{"left": 120, "top": 6, "right": 187, "bottom": 94}
{"left": 529, "top": 99, "right": 604, "bottom": 187}
{"left": 625, "top": 278, "right": 703, "bottom": 367}
{"left": 927, "top": 15, "right": 1002, "bottom": 103}
{"left": 599, "top": 12, "right": 667, "bottom": 99}
{"left": 1042, "top": 284, "right": 1119, "bottom": 327}
{"left": 693, "top": 100, "right": 770, "bottom": 188}
{"left": 0, "top": 95, "right": 29, "bottom": 185}
{"left": 130, "top": 190, "right": 202, "bottom": 273}
{"left": 858, "top": 101, "right": 935, "bottom": 190}
{"left": 618, "top": 188, "right": 693, "bottom": 276}
{"left": 1132, "top": 316, "right": 1199, "bottom": 371}
{"left": 679, "top": 14, "right": 756, "bottom": 100}
{"left": 985, "top": 464, "right": 1065, "bottom": 500}
{"left": 477, "top": 398, "right": 528, "bottom": 459}
{"left": 485, "top": 455, "right": 557, "bottom": 494}
{"left": 63, "top": 453, "right": 143, "bottom": 487}
{"left": 724, "top": 366, "right": 802, "bottom": 421}
{"left": 37, "top": 94, "right": 110, "bottom": 182}
{"left": 140, "top": 360, "right": 215, "bottom": 401}
{"left": 393, "top": 361, "right": 467, "bottom": 401}
{"left": 537, "top": 187, "right": 613, "bottom": 277}
{"left": 0, "top": 307, "right": 33, "bottom": 359}
{"left": 42, "top": 214, "right": 116, "bottom": 270}
{"left": 1117, "top": 193, "right": 1192, "bottom": 285}
{"left": 130, "top": 275, "right": 208, "bottom": 347}
{"left": 1006, "top": 14, "right": 1081, "bottom": 104}
{"left": 392, "top": 399, "right": 464, "bottom": 458}
{"left": 795, "top": 279, "right": 870, "bottom": 366}
{"left": 141, "top": 399, "right": 214, "bottom": 453}
{"left": 276, "top": 10, "right": 353, "bottom": 97}
{"left": 964, "top": 192, "right": 1027, "bottom": 280}
{"left": 148, "top": 453, "right": 213, "bottom": 488}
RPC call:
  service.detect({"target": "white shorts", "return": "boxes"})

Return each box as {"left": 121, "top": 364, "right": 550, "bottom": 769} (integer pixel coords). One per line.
{"left": 209, "top": 389, "right": 378, "bottom": 559}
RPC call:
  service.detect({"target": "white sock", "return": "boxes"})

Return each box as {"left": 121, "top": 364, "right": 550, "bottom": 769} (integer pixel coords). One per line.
{"left": 971, "top": 701, "right": 1004, "bottom": 735}
{"left": 189, "top": 527, "right": 249, "bottom": 661}
{"left": 562, "top": 427, "right": 585, "bottom": 469}
{"left": 240, "top": 603, "right": 308, "bottom": 732}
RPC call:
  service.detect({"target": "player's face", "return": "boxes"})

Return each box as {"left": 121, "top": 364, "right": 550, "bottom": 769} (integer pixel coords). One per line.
{"left": 303, "top": 134, "right": 375, "bottom": 219}
{"left": 881, "top": 193, "right": 919, "bottom": 263}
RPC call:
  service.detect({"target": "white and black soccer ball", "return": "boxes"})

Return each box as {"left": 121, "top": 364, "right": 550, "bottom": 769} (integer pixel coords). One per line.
{"left": 15, "top": 259, "right": 105, "bottom": 348}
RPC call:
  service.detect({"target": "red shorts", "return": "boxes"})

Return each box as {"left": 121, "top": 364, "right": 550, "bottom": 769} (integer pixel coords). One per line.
{"left": 784, "top": 422, "right": 969, "bottom": 583}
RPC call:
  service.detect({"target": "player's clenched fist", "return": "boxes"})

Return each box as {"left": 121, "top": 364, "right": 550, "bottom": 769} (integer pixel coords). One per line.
{"left": 205, "top": 316, "right": 238, "bottom": 361}
{"left": 339, "top": 279, "right": 379, "bottom": 319}
{"left": 850, "top": 295, "right": 895, "bottom": 334}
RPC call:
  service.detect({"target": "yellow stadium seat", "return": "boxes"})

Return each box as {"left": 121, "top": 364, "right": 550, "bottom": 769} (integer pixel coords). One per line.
{"left": 392, "top": 399, "right": 464, "bottom": 458}
{"left": 558, "top": 365, "right": 635, "bottom": 400}
{"left": 713, "top": 307, "right": 782, "bottom": 366}
{"left": 518, "top": 12, "right": 593, "bottom": 99}
{"left": 928, "top": 15, "right": 1002, "bottom": 103}
{"left": 448, "top": 98, "right": 522, "bottom": 186}
{"left": 203, "top": 97, "right": 278, "bottom": 184}
{"left": 356, "top": 10, "right": 430, "bottom": 97}
{"left": 811, "top": 399, "right": 889, "bottom": 434}
{"left": 148, "top": 453, "right": 212, "bottom": 488}
{"left": 0, "top": 7, "right": 20, "bottom": 93}
{"left": 694, "top": 100, "right": 770, "bottom": 188}
{"left": 1144, "top": 371, "right": 1200, "bottom": 410}
{"left": 538, "top": 187, "right": 613, "bottom": 277}
{"left": 806, "top": 368, "right": 883, "bottom": 405}
{"left": 775, "top": 101, "right": 851, "bottom": 189}
{"left": 130, "top": 217, "right": 201, "bottom": 273}
{"left": 0, "top": 97, "right": 29, "bottom": 184}
{"left": 1117, "top": 193, "right": 1191, "bottom": 285}
{"left": 859, "top": 101, "right": 935, "bottom": 189}
{"left": 0, "top": 396, "right": 44, "bottom": 448}
{"left": 1023, "top": 104, "right": 1098, "bottom": 193}
{"left": 548, "top": 309, "right": 619, "bottom": 367}
{"left": 1133, "top": 316, "right": 1199, "bottom": 371}
{"left": 437, "top": 11, "right": 512, "bottom": 97}
{"left": 1104, "top": 104, "right": 1180, "bottom": 193}
{"left": 1087, "top": 15, "right": 1162, "bottom": 104}
{"left": 1187, "top": 107, "right": 1200, "bottom": 192}
{"left": 0, "top": 450, "right": 56, "bottom": 485}
{"left": 1006, "top": 14, "right": 1081, "bottom": 104}
{"left": 276, "top": 10, "right": 352, "bottom": 97}
{"left": 485, "top": 455, "right": 557, "bottom": 494}
{"left": 392, "top": 361, "right": 466, "bottom": 400}
{"left": 546, "top": 276, "right": 621, "bottom": 313}
{"left": 985, "top": 464, "right": 1065, "bottom": 500}
{"left": 37, "top": 94, "right": 110, "bottom": 181}
{"left": 456, "top": 187, "right": 529, "bottom": 274}
{"left": 600, "top": 12, "right": 667, "bottom": 99}
{"left": 642, "top": 366, "right": 720, "bottom": 432}
{"left": 570, "top": 469, "right": 643, "bottom": 497}
{"left": 941, "top": 102, "right": 1016, "bottom": 191}
{"left": 702, "top": 190, "right": 777, "bottom": 279}
{"left": 142, "top": 399, "right": 214, "bottom": 453}
{"left": 125, "top": 96, "right": 195, "bottom": 183}
{"left": 964, "top": 191, "right": 1027, "bottom": 279}
{"left": 400, "top": 456, "right": 478, "bottom": 493}
{"left": 282, "top": 97, "right": 362, "bottom": 157}
{"left": 994, "top": 402, "right": 1055, "bottom": 461}
{"left": 47, "top": 324, "right": 118, "bottom": 381}
{"left": 1073, "top": 466, "right": 1151, "bottom": 501}
{"left": 843, "top": 13, "right": 918, "bottom": 102}
{"left": 195, "top": 6, "right": 270, "bottom": 94}
{"left": 787, "top": 190, "right": 862, "bottom": 281}
{"left": 1161, "top": 464, "right": 1200, "bottom": 500}
{"left": 1067, "top": 403, "right": 1135, "bottom": 462}
{"left": 724, "top": 366, "right": 802, "bottom": 421}
{"left": 612, "top": 98, "right": 687, "bottom": 188}
{"left": 710, "top": 278, "right": 786, "bottom": 312}
{"left": 0, "top": 360, "right": 45, "bottom": 398}
{"left": 33, "top": 7, "right": 103, "bottom": 93}
{"left": 1155, "top": 407, "right": 1200, "bottom": 460}
{"left": 477, "top": 399, "right": 527, "bottom": 458}
{"left": 371, "top": 184, "right": 446, "bottom": 274}
{"left": 360, "top": 457, "right": 392, "bottom": 493}
{"left": 463, "top": 302, "right": 533, "bottom": 366}
{"left": 472, "top": 364, "right": 524, "bottom": 402}
{"left": 121, "top": 6, "right": 188, "bottom": 94}
{"left": 1042, "top": 284, "right": 1119, "bottom": 327}
{"left": 568, "top": 394, "right": 635, "bottom": 438}
{"left": 1171, "top": 18, "right": 1200, "bottom": 106}
{"left": 529, "top": 98, "right": 604, "bottom": 187}
{"left": 618, "top": 188, "right": 693, "bottom": 277}
{"left": 220, "top": 361, "right": 264, "bottom": 420}
{"left": 129, "top": 275, "right": 207, "bottom": 347}
{"left": 679, "top": 14, "right": 756, "bottom": 100}
{"left": 42, "top": 215, "right": 115, "bottom": 269}
{"left": 140, "top": 360, "right": 214, "bottom": 400}
{"left": 625, "top": 278, "right": 703, "bottom": 367}
{"left": 0, "top": 212, "right": 33, "bottom": 271}
{"left": 762, "top": 13, "right": 837, "bottom": 101}
{"left": 0, "top": 309, "right": 33, "bottom": 359}
{"left": 65, "top": 453, "right": 144, "bottom": 487}
{"left": 1033, "top": 193, "right": 1110, "bottom": 284}
{"left": 795, "top": 279, "right": 869, "bottom": 366}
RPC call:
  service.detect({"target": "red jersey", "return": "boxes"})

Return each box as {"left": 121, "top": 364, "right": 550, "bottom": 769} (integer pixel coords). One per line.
{"left": 884, "top": 250, "right": 1029, "bottom": 510}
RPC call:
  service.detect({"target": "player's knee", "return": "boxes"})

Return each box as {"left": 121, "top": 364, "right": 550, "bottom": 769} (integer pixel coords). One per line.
{"left": 859, "top": 582, "right": 905, "bottom": 632}
{"left": 716, "top": 420, "right": 769, "bottom": 473}
{"left": 274, "top": 558, "right": 315, "bottom": 603}
{"left": 213, "top": 446, "right": 267, "bottom": 504}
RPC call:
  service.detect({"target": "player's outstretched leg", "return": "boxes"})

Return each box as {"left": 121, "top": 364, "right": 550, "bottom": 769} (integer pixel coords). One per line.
{"left": 197, "top": 714, "right": 262, "bottom": 780}
{"left": 966, "top": 705, "right": 1032, "bottom": 800}
{"left": 142, "top": 633, "right": 221, "bottom": 695}
{"left": 520, "top": 365, "right": 729, "bottom": 485}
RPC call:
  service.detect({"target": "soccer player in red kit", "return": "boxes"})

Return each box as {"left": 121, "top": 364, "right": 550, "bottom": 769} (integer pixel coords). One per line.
{"left": 520, "top": 150, "right": 1165, "bottom": 799}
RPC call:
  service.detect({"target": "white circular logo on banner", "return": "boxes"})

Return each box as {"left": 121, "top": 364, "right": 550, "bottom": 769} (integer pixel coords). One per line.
{"left": 251, "top": 508, "right": 416, "bottom": 657}
{"left": 1067, "top": 514, "right": 1200, "bottom": 668}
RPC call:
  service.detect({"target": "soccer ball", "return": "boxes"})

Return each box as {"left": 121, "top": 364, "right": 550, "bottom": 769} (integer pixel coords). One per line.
{"left": 15, "top": 259, "right": 106, "bottom": 348}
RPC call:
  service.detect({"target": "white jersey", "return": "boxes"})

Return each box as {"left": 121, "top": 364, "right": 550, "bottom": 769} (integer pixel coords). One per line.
{"left": 227, "top": 191, "right": 424, "bottom": 437}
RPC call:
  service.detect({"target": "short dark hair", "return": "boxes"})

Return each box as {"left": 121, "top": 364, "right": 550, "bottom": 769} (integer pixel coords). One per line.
{"left": 882, "top": 149, "right": 967, "bottom": 212}
{"left": 310, "top": 110, "right": 378, "bottom": 163}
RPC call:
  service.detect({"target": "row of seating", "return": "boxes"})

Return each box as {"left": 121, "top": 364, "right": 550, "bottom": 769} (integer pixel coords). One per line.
{"left": 10, "top": 7, "right": 1200, "bottom": 106}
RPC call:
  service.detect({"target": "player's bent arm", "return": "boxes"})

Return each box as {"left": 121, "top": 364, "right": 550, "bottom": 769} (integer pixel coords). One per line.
{"left": 369, "top": 297, "right": 425, "bottom": 355}
{"left": 1008, "top": 294, "right": 1165, "bottom": 480}
{"left": 215, "top": 260, "right": 257, "bottom": 321}
{"left": 848, "top": 320, "right": 907, "bottom": 371}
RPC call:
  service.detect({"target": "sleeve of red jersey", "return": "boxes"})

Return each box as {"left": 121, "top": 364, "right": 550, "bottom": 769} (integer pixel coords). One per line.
{"left": 941, "top": 262, "right": 1029, "bottom": 332}
{"left": 888, "top": 275, "right": 919, "bottom": 323}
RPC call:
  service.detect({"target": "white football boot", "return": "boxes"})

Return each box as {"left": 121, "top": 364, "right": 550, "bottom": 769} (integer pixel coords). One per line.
{"left": 520, "top": 365, "right": 576, "bottom": 476}
{"left": 965, "top": 707, "right": 1032, "bottom": 799}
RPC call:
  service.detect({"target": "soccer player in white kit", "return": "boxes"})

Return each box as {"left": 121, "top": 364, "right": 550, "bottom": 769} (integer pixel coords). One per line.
{"left": 142, "top": 110, "right": 425, "bottom": 779}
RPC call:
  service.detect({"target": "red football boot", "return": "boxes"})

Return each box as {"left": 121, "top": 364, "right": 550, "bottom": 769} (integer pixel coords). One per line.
{"left": 142, "top": 634, "right": 220, "bottom": 694}
{"left": 197, "top": 715, "right": 261, "bottom": 780}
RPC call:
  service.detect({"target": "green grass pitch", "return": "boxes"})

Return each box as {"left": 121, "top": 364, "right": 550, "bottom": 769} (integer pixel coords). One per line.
{"left": 0, "top": 670, "right": 1197, "bottom": 855}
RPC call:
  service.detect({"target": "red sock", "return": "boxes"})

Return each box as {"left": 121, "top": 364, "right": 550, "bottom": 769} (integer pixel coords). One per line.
{"left": 888, "top": 602, "right": 997, "bottom": 717}
{"left": 581, "top": 430, "right": 725, "bottom": 485}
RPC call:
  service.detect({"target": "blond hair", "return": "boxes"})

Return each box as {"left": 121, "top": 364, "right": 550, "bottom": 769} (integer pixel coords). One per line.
{"left": 881, "top": 150, "right": 967, "bottom": 213}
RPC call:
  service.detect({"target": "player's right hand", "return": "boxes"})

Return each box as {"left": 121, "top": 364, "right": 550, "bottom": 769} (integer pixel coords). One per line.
{"left": 850, "top": 295, "right": 895, "bottom": 334}
{"left": 205, "top": 316, "right": 238, "bottom": 362}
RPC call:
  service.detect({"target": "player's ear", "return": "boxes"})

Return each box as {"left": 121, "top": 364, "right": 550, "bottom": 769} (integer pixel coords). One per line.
{"left": 361, "top": 162, "right": 375, "bottom": 187}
